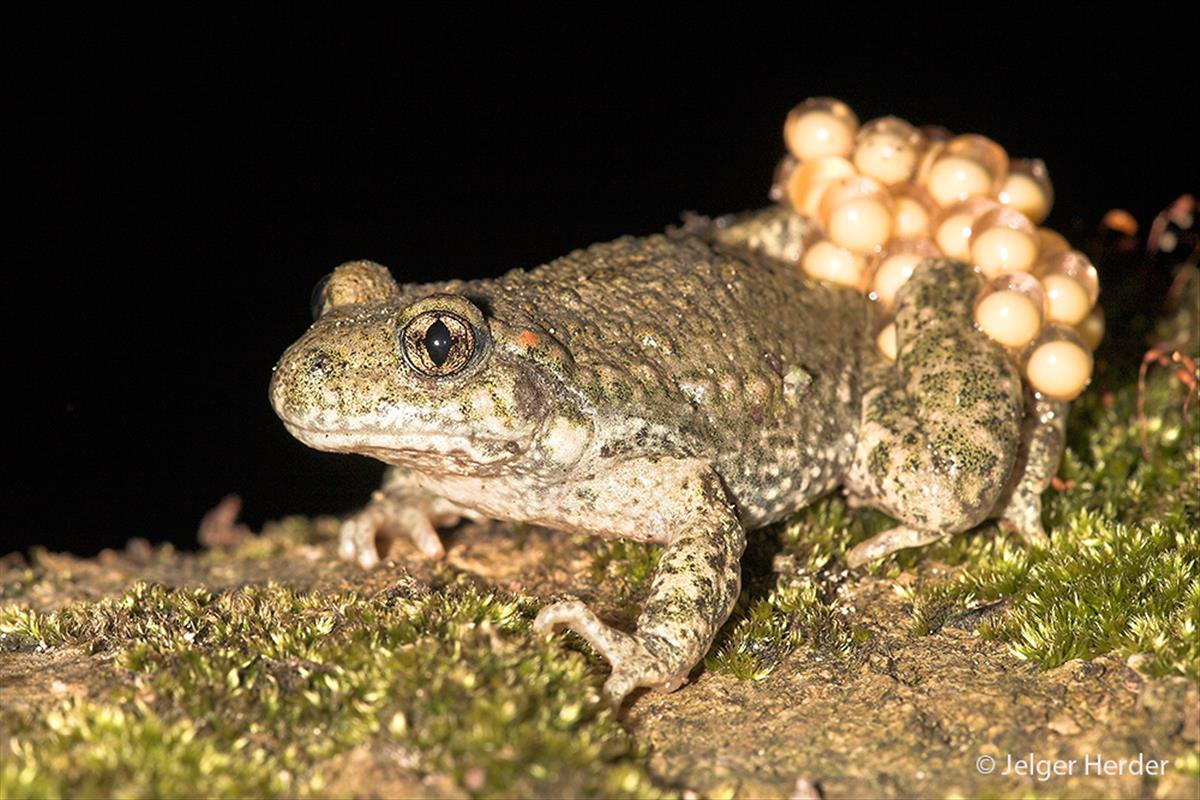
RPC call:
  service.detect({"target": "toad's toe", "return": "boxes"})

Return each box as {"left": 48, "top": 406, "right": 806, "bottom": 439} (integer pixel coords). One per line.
{"left": 535, "top": 599, "right": 686, "bottom": 706}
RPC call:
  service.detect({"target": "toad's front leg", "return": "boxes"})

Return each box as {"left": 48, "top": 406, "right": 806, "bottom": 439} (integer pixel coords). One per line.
{"left": 340, "top": 467, "right": 484, "bottom": 568}
{"left": 534, "top": 467, "right": 745, "bottom": 705}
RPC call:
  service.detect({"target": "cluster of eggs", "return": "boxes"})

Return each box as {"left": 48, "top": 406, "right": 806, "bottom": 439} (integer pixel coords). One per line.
{"left": 772, "top": 97, "right": 1102, "bottom": 401}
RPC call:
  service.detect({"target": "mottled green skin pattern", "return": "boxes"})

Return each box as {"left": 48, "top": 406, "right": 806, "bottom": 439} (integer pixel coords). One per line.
{"left": 270, "top": 207, "right": 1051, "bottom": 703}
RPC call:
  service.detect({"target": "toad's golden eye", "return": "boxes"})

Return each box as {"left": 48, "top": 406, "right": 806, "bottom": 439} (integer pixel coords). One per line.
{"left": 401, "top": 311, "right": 475, "bottom": 376}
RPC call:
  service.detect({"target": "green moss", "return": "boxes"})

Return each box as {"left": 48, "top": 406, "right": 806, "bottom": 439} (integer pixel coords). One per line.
{"left": 3, "top": 702, "right": 288, "bottom": 799}
{"left": 0, "top": 561, "right": 37, "bottom": 602}
{"left": 0, "top": 581, "right": 665, "bottom": 798}
{"left": 587, "top": 538, "right": 662, "bottom": 618}
{"left": 776, "top": 496, "right": 896, "bottom": 573}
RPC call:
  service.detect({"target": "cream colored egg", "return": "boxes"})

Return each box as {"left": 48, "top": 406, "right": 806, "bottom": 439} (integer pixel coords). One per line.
{"left": 1042, "top": 273, "right": 1092, "bottom": 325}
{"left": 1038, "top": 249, "right": 1099, "bottom": 307}
{"left": 786, "top": 111, "right": 855, "bottom": 160}
{"left": 786, "top": 156, "right": 857, "bottom": 216}
{"left": 1077, "top": 309, "right": 1105, "bottom": 350}
{"left": 934, "top": 212, "right": 976, "bottom": 259}
{"left": 872, "top": 253, "right": 923, "bottom": 308}
{"left": 998, "top": 173, "right": 1051, "bottom": 224}
{"left": 854, "top": 132, "right": 918, "bottom": 185}
{"left": 801, "top": 241, "right": 866, "bottom": 288}
{"left": 827, "top": 197, "right": 892, "bottom": 253}
{"left": 971, "top": 226, "right": 1038, "bottom": 277}
{"left": 876, "top": 323, "right": 898, "bottom": 361}
{"left": 893, "top": 196, "right": 931, "bottom": 238}
{"left": 927, "top": 155, "right": 992, "bottom": 206}
{"left": 1025, "top": 340, "right": 1092, "bottom": 400}
{"left": 974, "top": 290, "right": 1042, "bottom": 348}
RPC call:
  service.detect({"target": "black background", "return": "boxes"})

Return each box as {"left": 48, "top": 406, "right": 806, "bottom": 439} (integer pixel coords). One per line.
{"left": 10, "top": 10, "right": 1196, "bottom": 557}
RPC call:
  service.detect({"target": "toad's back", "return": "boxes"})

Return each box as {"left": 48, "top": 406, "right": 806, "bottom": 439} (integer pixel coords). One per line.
{"left": 464, "top": 233, "right": 870, "bottom": 525}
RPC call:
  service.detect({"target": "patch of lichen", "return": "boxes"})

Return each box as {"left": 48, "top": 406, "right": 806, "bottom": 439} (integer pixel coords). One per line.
{"left": 0, "top": 581, "right": 665, "bottom": 798}
{"left": 906, "top": 360, "right": 1199, "bottom": 680}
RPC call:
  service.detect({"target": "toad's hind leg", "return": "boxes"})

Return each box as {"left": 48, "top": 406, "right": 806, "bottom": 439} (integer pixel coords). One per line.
{"left": 844, "top": 259, "right": 1025, "bottom": 566}
{"left": 534, "top": 467, "right": 745, "bottom": 705}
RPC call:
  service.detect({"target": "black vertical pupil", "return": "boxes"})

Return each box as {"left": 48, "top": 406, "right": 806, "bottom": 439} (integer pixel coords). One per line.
{"left": 424, "top": 319, "right": 453, "bottom": 366}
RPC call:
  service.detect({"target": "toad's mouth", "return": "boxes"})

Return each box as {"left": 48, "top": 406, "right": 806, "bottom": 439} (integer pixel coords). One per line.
{"left": 281, "top": 421, "right": 524, "bottom": 471}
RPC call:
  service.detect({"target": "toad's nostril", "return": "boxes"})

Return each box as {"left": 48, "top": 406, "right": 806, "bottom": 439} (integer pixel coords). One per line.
{"left": 309, "top": 351, "right": 332, "bottom": 375}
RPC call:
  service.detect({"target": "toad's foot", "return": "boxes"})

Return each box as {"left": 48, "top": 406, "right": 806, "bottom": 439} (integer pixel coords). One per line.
{"left": 534, "top": 601, "right": 687, "bottom": 703}
{"left": 845, "top": 525, "right": 944, "bottom": 567}
{"left": 340, "top": 469, "right": 483, "bottom": 569}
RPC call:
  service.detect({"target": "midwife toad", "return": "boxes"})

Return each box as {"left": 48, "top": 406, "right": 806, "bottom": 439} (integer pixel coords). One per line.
{"left": 269, "top": 206, "right": 1066, "bottom": 703}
